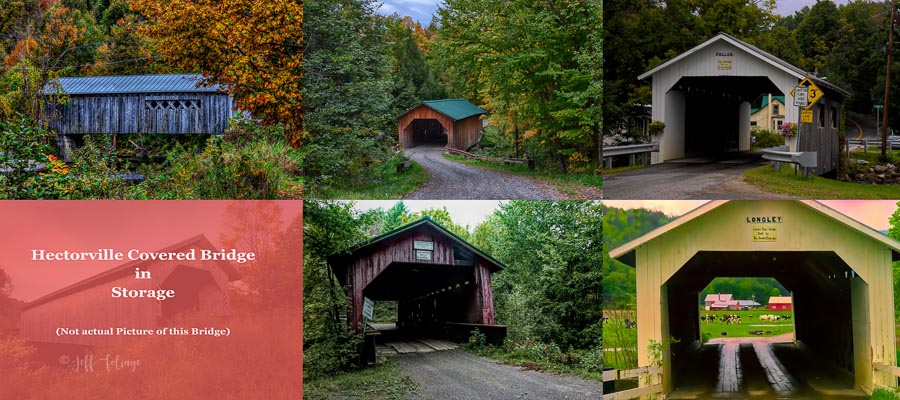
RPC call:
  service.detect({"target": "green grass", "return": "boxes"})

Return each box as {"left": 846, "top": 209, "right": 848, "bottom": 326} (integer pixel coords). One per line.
{"left": 872, "top": 387, "right": 900, "bottom": 400}
{"left": 315, "top": 158, "right": 429, "bottom": 199}
{"left": 303, "top": 357, "right": 417, "bottom": 400}
{"left": 850, "top": 148, "right": 900, "bottom": 164}
{"left": 603, "top": 164, "right": 646, "bottom": 175}
{"left": 443, "top": 154, "right": 603, "bottom": 198}
{"left": 602, "top": 311, "right": 638, "bottom": 370}
{"left": 699, "top": 310, "right": 794, "bottom": 340}
{"left": 743, "top": 164, "right": 900, "bottom": 199}
{"left": 468, "top": 342, "right": 603, "bottom": 383}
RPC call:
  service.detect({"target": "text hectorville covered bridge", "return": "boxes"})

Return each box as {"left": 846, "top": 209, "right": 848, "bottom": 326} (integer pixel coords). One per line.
{"left": 21, "top": 234, "right": 240, "bottom": 347}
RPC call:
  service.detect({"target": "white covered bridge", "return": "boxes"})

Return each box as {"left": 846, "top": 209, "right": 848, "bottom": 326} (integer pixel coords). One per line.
{"left": 639, "top": 33, "right": 848, "bottom": 175}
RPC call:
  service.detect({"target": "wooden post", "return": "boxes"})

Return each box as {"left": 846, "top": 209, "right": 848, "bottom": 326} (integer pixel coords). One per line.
{"left": 883, "top": 0, "right": 896, "bottom": 160}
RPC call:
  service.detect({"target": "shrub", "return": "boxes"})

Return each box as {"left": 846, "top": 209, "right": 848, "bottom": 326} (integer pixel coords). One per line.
{"left": 752, "top": 127, "right": 783, "bottom": 149}
{"left": 467, "top": 329, "right": 487, "bottom": 349}
{"left": 56, "top": 135, "right": 133, "bottom": 199}
{"left": 140, "top": 122, "right": 302, "bottom": 199}
{"left": 0, "top": 119, "right": 58, "bottom": 199}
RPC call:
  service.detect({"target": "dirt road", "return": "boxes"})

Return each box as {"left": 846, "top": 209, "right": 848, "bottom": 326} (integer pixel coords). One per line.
{"left": 403, "top": 143, "right": 566, "bottom": 200}
{"left": 396, "top": 350, "right": 601, "bottom": 400}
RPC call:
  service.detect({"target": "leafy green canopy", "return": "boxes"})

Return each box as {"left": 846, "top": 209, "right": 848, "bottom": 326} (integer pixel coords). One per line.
{"left": 604, "top": 0, "right": 897, "bottom": 139}
{"left": 432, "top": 0, "right": 602, "bottom": 172}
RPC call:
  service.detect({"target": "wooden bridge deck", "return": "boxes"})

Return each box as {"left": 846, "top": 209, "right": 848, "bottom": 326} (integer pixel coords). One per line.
{"left": 378, "top": 339, "right": 459, "bottom": 355}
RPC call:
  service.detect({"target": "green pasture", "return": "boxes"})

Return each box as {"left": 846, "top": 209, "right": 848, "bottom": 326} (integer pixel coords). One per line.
{"left": 700, "top": 309, "right": 794, "bottom": 341}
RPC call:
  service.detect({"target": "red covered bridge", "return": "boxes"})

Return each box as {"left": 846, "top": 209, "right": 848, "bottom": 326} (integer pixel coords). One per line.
{"left": 397, "top": 99, "right": 487, "bottom": 151}
{"left": 328, "top": 217, "right": 505, "bottom": 348}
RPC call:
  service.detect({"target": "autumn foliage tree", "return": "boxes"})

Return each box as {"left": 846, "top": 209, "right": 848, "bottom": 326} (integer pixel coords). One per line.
{"left": 128, "top": 0, "right": 303, "bottom": 145}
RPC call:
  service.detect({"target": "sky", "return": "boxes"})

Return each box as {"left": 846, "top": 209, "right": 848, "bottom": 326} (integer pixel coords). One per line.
{"left": 777, "top": 0, "right": 851, "bottom": 16}
{"left": 376, "top": 0, "right": 853, "bottom": 24}
{"left": 0, "top": 201, "right": 302, "bottom": 302}
{"left": 604, "top": 200, "right": 899, "bottom": 232}
{"left": 352, "top": 200, "right": 501, "bottom": 228}
{"left": 377, "top": 0, "right": 440, "bottom": 24}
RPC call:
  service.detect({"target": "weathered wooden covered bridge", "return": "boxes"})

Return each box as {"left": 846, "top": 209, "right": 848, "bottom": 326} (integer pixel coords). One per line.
{"left": 397, "top": 99, "right": 487, "bottom": 150}
{"left": 328, "top": 217, "right": 505, "bottom": 350}
{"left": 43, "top": 74, "right": 235, "bottom": 136}
{"left": 608, "top": 200, "right": 900, "bottom": 398}
{"left": 638, "top": 33, "right": 848, "bottom": 175}
{"left": 21, "top": 234, "right": 239, "bottom": 348}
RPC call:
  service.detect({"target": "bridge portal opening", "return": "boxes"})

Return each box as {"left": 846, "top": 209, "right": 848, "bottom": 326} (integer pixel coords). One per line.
{"left": 672, "top": 76, "right": 783, "bottom": 158}
{"left": 404, "top": 118, "right": 448, "bottom": 147}
{"left": 363, "top": 262, "right": 481, "bottom": 339}
{"left": 665, "top": 251, "right": 862, "bottom": 397}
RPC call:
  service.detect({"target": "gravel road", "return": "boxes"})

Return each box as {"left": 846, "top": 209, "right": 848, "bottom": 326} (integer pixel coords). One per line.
{"left": 403, "top": 143, "right": 567, "bottom": 200}
{"left": 396, "top": 350, "right": 601, "bottom": 400}
{"left": 602, "top": 153, "right": 795, "bottom": 200}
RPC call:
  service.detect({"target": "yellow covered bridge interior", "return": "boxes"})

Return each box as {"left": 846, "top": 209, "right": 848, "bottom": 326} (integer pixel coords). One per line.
{"left": 610, "top": 200, "right": 900, "bottom": 396}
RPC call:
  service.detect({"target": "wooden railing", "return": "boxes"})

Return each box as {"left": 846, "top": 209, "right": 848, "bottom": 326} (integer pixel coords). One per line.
{"left": 444, "top": 146, "right": 533, "bottom": 168}
{"left": 602, "top": 365, "right": 664, "bottom": 400}
{"left": 875, "top": 363, "right": 900, "bottom": 380}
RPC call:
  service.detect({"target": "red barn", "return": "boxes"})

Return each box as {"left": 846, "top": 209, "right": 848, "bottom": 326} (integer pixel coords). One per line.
{"left": 768, "top": 296, "right": 793, "bottom": 311}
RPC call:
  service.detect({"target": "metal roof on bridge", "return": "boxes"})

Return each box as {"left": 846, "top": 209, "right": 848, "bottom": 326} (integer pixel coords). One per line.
{"left": 43, "top": 74, "right": 222, "bottom": 95}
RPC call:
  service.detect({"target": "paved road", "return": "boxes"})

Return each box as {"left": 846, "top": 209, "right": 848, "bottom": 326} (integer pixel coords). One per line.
{"left": 403, "top": 143, "right": 567, "bottom": 200}
{"left": 396, "top": 350, "right": 601, "bottom": 400}
{"left": 602, "top": 153, "right": 796, "bottom": 199}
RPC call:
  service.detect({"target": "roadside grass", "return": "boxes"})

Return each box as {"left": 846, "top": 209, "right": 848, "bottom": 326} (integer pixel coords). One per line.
{"left": 442, "top": 154, "right": 603, "bottom": 198}
{"left": 850, "top": 148, "right": 900, "bottom": 165}
{"left": 303, "top": 356, "right": 417, "bottom": 400}
{"left": 467, "top": 341, "right": 603, "bottom": 383}
{"left": 603, "top": 164, "right": 646, "bottom": 175}
{"left": 699, "top": 310, "right": 794, "bottom": 340}
{"left": 743, "top": 165, "right": 900, "bottom": 199}
{"left": 313, "top": 158, "right": 429, "bottom": 199}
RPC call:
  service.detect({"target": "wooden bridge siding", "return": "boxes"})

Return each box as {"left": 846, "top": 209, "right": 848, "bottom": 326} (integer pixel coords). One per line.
{"left": 344, "top": 232, "right": 455, "bottom": 331}
{"left": 397, "top": 106, "right": 455, "bottom": 148}
{"left": 475, "top": 261, "right": 495, "bottom": 325}
{"left": 451, "top": 116, "right": 483, "bottom": 151}
{"left": 49, "top": 93, "right": 232, "bottom": 135}
{"left": 21, "top": 274, "right": 158, "bottom": 347}
{"left": 631, "top": 201, "right": 896, "bottom": 393}
{"left": 797, "top": 97, "right": 840, "bottom": 175}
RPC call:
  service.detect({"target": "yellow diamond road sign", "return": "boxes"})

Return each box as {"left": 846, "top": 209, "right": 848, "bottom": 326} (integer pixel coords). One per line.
{"left": 789, "top": 77, "right": 824, "bottom": 109}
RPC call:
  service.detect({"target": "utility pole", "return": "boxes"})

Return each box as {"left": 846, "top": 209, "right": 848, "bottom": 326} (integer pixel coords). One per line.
{"left": 883, "top": 0, "right": 896, "bottom": 160}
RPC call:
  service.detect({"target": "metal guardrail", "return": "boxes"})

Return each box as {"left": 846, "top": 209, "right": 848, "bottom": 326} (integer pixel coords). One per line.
{"left": 761, "top": 145, "right": 817, "bottom": 179}
{"left": 444, "top": 146, "right": 533, "bottom": 168}
{"left": 847, "top": 139, "right": 900, "bottom": 151}
{"left": 603, "top": 142, "right": 660, "bottom": 169}
{"left": 604, "top": 142, "right": 660, "bottom": 157}
{"left": 602, "top": 365, "right": 664, "bottom": 400}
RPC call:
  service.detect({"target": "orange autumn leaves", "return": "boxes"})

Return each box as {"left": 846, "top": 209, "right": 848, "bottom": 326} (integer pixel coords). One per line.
{"left": 128, "top": 0, "right": 303, "bottom": 146}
